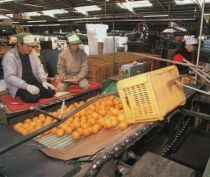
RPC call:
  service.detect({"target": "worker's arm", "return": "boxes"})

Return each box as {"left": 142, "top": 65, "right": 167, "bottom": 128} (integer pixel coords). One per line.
{"left": 77, "top": 52, "right": 88, "bottom": 79}
{"left": 2, "top": 53, "right": 28, "bottom": 89}
{"left": 172, "top": 53, "right": 184, "bottom": 62}
{"left": 32, "top": 50, "right": 48, "bottom": 82}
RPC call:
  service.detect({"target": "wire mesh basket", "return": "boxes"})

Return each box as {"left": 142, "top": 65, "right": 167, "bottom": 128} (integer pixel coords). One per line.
{"left": 117, "top": 65, "right": 186, "bottom": 123}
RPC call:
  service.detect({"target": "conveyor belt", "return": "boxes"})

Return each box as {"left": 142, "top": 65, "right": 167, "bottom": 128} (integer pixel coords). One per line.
{"left": 36, "top": 134, "right": 75, "bottom": 149}
{"left": 0, "top": 125, "right": 77, "bottom": 177}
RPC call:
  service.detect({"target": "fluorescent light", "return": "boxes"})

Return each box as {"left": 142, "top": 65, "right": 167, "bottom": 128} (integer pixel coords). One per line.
{"left": 57, "top": 19, "right": 71, "bottom": 22}
{"left": 143, "top": 14, "right": 169, "bottom": 17}
{"left": 117, "top": 0, "right": 152, "bottom": 13}
{"left": 38, "top": 24, "right": 60, "bottom": 26}
{"left": 42, "top": 9, "right": 68, "bottom": 18}
{"left": 174, "top": 0, "right": 195, "bottom": 5}
{"left": 0, "top": 0, "right": 13, "bottom": 3}
{"left": 27, "top": 20, "right": 47, "bottom": 23}
{"left": 58, "top": 17, "right": 101, "bottom": 21}
{"left": 6, "top": 14, "right": 13, "bottom": 18}
{"left": 174, "top": 0, "right": 210, "bottom": 5}
{"left": 0, "top": 15, "right": 9, "bottom": 19}
{"left": 12, "top": 21, "right": 20, "bottom": 24}
{"left": 23, "top": 3, "right": 42, "bottom": 7}
{"left": 74, "top": 5, "right": 101, "bottom": 16}
{"left": 24, "top": 12, "right": 41, "bottom": 16}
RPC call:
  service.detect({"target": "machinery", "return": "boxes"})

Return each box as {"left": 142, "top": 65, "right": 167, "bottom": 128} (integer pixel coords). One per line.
{"left": 0, "top": 67, "right": 210, "bottom": 177}
{"left": 120, "top": 62, "right": 145, "bottom": 78}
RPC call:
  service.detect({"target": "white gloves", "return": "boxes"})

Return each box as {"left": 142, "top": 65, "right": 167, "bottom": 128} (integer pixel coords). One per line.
{"left": 42, "top": 82, "right": 55, "bottom": 90}
{"left": 26, "top": 85, "right": 40, "bottom": 95}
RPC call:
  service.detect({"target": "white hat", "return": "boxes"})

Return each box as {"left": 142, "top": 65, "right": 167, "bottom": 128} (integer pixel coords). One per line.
{"left": 185, "top": 37, "right": 198, "bottom": 45}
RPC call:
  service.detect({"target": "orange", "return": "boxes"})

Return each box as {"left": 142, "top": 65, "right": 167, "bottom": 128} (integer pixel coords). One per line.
{"left": 18, "top": 128, "right": 28, "bottom": 136}
{"left": 117, "top": 114, "right": 126, "bottom": 122}
{"left": 38, "top": 114, "right": 45, "bottom": 120}
{"left": 92, "top": 124, "right": 100, "bottom": 134}
{"left": 111, "top": 119, "right": 118, "bottom": 127}
{"left": 24, "top": 119, "right": 31, "bottom": 124}
{"left": 34, "top": 125, "right": 42, "bottom": 131}
{"left": 55, "top": 129, "right": 65, "bottom": 137}
{"left": 44, "top": 130, "right": 51, "bottom": 135}
{"left": 110, "top": 108, "right": 120, "bottom": 116}
{"left": 82, "top": 128, "right": 90, "bottom": 136}
{"left": 26, "top": 126, "right": 34, "bottom": 133}
{"left": 22, "top": 123, "right": 29, "bottom": 129}
{"left": 73, "top": 121, "right": 80, "bottom": 129}
{"left": 87, "top": 127, "right": 93, "bottom": 134}
{"left": 92, "top": 112, "right": 99, "bottom": 119}
{"left": 72, "top": 131, "right": 80, "bottom": 140}
{"left": 80, "top": 122, "right": 88, "bottom": 129}
{"left": 13, "top": 123, "right": 23, "bottom": 130}
{"left": 50, "top": 127, "right": 58, "bottom": 134}
{"left": 98, "top": 118, "right": 104, "bottom": 127}
{"left": 45, "top": 116, "right": 53, "bottom": 122}
{"left": 38, "top": 116, "right": 45, "bottom": 123}
{"left": 103, "top": 119, "right": 112, "bottom": 129}
{"left": 36, "top": 134, "right": 43, "bottom": 139}
{"left": 77, "top": 128, "right": 83, "bottom": 135}
{"left": 60, "top": 123, "right": 68, "bottom": 130}
{"left": 29, "top": 121, "right": 36, "bottom": 127}
{"left": 98, "top": 109, "right": 107, "bottom": 116}
{"left": 65, "top": 126, "right": 73, "bottom": 134}
{"left": 87, "top": 118, "right": 96, "bottom": 126}
{"left": 118, "top": 121, "right": 128, "bottom": 130}
{"left": 34, "top": 118, "right": 42, "bottom": 124}
{"left": 32, "top": 116, "right": 39, "bottom": 122}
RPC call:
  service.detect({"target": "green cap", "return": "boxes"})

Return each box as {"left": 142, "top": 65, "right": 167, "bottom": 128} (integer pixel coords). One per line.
{"left": 66, "top": 32, "right": 81, "bottom": 44}
{"left": 17, "top": 32, "right": 38, "bottom": 47}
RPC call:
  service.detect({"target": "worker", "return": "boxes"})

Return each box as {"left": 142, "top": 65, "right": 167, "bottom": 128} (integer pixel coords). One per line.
{"left": 57, "top": 32, "right": 89, "bottom": 91}
{"left": 2, "top": 32, "right": 55, "bottom": 103}
{"left": 172, "top": 37, "right": 198, "bottom": 74}
{"left": 173, "top": 30, "right": 187, "bottom": 48}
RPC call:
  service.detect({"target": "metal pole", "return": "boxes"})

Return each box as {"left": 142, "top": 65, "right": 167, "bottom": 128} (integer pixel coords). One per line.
{"left": 196, "top": 0, "right": 205, "bottom": 79}
{"left": 112, "top": 0, "right": 116, "bottom": 75}
{"left": 131, "top": 52, "right": 204, "bottom": 68}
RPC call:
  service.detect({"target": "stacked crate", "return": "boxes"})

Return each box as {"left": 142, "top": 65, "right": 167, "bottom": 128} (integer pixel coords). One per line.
{"left": 87, "top": 52, "right": 160, "bottom": 82}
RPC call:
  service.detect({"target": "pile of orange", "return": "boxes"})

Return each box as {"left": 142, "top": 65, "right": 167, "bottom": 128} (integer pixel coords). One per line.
{"left": 13, "top": 95, "right": 131, "bottom": 140}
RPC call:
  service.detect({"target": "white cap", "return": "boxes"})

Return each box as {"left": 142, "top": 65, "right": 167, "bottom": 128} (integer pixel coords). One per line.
{"left": 185, "top": 37, "right": 198, "bottom": 45}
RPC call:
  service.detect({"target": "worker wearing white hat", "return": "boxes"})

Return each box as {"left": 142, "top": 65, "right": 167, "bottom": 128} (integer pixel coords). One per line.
{"left": 57, "top": 32, "right": 89, "bottom": 91}
{"left": 2, "top": 32, "right": 55, "bottom": 103}
{"left": 172, "top": 36, "right": 198, "bottom": 74}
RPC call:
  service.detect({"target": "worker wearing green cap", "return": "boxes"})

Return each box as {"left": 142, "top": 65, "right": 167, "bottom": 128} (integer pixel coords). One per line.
{"left": 57, "top": 32, "right": 89, "bottom": 91}
{"left": 2, "top": 32, "right": 55, "bottom": 103}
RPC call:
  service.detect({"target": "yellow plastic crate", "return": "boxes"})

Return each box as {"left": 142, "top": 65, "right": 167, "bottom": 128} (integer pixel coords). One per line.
{"left": 117, "top": 65, "right": 186, "bottom": 123}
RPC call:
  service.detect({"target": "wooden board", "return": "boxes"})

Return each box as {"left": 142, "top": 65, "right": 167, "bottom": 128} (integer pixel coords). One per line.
{"left": 41, "top": 123, "right": 145, "bottom": 160}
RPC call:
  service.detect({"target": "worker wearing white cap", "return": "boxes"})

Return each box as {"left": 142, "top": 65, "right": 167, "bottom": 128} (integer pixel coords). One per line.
{"left": 57, "top": 32, "right": 89, "bottom": 91}
{"left": 172, "top": 37, "right": 198, "bottom": 74}
{"left": 2, "top": 32, "right": 55, "bottom": 103}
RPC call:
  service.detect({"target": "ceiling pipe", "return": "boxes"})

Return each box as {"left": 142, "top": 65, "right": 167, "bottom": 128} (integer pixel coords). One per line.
{"left": 73, "top": 17, "right": 196, "bottom": 24}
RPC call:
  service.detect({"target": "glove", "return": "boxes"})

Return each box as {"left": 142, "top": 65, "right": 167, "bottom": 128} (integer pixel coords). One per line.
{"left": 26, "top": 85, "right": 40, "bottom": 95}
{"left": 42, "top": 81, "right": 55, "bottom": 90}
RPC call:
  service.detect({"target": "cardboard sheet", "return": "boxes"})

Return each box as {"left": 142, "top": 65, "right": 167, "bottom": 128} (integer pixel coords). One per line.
{"left": 41, "top": 124, "right": 145, "bottom": 160}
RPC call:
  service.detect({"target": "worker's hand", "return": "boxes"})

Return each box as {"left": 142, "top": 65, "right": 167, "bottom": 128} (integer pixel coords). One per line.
{"left": 60, "top": 75, "right": 65, "bottom": 81}
{"left": 26, "top": 85, "right": 40, "bottom": 95}
{"left": 71, "top": 77, "right": 81, "bottom": 84}
{"left": 42, "top": 82, "right": 55, "bottom": 90}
